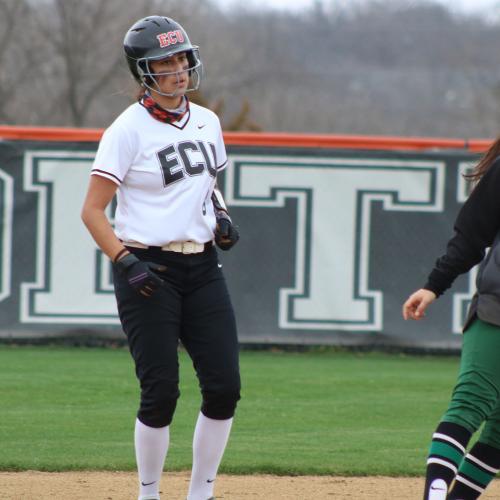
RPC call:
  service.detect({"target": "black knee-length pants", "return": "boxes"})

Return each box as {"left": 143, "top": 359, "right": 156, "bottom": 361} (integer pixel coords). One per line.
{"left": 113, "top": 245, "right": 241, "bottom": 428}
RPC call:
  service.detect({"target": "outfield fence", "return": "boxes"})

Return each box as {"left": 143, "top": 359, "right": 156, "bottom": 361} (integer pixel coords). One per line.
{"left": 0, "top": 126, "right": 491, "bottom": 349}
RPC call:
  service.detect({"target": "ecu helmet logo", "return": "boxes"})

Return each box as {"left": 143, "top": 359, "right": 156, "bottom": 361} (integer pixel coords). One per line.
{"left": 156, "top": 30, "right": 185, "bottom": 48}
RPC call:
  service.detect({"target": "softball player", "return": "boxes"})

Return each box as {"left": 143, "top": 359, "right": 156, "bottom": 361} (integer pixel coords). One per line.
{"left": 81, "top": 15, "right": 240, "bottom": 500}
{"left": 403, "top": 135, "right": 500, "bottom": 500}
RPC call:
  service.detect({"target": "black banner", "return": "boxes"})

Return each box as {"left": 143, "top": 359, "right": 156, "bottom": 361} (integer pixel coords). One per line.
{"left": 0, "top": 139, "right": 479, "bottom": 349}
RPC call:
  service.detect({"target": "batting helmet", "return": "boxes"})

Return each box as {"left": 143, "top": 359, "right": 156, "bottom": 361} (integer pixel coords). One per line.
{"left": 123, "top": 16, "right": 202, "bottom": 95}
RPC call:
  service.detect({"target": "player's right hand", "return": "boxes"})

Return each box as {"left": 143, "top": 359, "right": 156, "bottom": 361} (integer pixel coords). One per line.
{"left": 114, "top": 253, "right": 165, "bottom": 297}
{"left": 402, "top": 288, "right": 437, "bottom": 321}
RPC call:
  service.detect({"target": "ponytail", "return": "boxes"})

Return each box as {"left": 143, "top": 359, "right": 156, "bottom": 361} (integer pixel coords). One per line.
{"left": 464, "top": 135, "right": 500, "bottom": 183}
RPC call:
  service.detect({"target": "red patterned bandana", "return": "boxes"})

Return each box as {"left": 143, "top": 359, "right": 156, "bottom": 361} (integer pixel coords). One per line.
{"left": 140, "top": 94, "right": 190, "bottom": 124}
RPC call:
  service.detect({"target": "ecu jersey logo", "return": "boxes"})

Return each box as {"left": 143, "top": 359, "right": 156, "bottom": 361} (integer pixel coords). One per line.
{"left": 156, "top": 30, "right": 185, "bottom": 48}
{"left": 157, "top": 140, "right": 217, "bottom": 186}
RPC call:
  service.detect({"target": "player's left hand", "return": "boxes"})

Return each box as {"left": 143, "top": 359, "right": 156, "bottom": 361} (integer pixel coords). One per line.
{"left": 402, "top": 288, "right": 437, "bottom": 320}
{"left": 215, "top": 217, "right": 239, "bottom": 251}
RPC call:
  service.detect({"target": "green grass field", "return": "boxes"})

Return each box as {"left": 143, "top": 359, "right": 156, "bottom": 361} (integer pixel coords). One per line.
{"left": 0, "top": 346, "right": 460, "bottom": 476}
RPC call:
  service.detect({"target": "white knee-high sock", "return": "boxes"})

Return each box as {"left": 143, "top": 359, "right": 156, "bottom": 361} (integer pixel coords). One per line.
{"left": 135, "top": 418, "right": 170, "bottom": 500}
{"left": 187, "top": 413, "right": 233, "bottom": 500}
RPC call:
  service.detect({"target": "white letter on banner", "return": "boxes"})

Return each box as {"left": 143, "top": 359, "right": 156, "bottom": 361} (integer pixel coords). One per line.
{"left": 452, "top": 160, "right": 478, "bottom": 334}
{"left": 0, "top": 170, "right": 14, "bottom": 302}
{"left": 225, "top": 155, "right": 444, "bottom": 331}
{"left": 20, "top": 151, "right": 118, "bottom": 324}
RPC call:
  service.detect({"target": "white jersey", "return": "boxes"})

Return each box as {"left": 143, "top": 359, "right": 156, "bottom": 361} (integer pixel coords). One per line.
{"left": 91, "top": 101, "right": 227, "bottom": 246}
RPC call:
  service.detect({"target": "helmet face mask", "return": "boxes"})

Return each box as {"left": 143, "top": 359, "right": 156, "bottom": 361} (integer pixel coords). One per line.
{"left": 137, "top": 49, "right": 203, "bottom": 97}
{"left": 124, "top": 16, "right": 203, "bottom": 97}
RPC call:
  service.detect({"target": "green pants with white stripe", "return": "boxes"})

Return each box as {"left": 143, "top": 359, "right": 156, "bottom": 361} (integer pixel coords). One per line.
{"left": 442, "top": 317, "right": 500, "bottom": 448}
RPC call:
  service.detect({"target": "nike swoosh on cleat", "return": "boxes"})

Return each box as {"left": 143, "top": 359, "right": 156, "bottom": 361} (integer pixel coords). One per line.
{"left": 141, "top": 480, "right": 156, "bottom": 486}
{"left": 430, "top": 486, "right": 446, "bottom": 490}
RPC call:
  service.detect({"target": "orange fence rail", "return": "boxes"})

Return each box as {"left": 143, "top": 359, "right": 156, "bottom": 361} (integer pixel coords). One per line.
{"left": 0, "top": 125, "right": 493, "bottom": 152}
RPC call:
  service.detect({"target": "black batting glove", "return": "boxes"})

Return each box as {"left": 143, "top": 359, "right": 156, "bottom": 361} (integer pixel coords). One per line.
{"left": 113, "top": 253, "right": 166, "bottom": 297}
{"left": 215, "top": 217, "right": 240, "bottom": 251}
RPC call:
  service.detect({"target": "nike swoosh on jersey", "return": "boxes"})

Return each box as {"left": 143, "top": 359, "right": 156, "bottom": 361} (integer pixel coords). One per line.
{"left": 198, "top": 124, "right": 206, "bottom": 129}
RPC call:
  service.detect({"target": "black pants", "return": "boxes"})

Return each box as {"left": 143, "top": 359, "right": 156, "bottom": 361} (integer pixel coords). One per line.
{"left": 113, "top": 246, "right": 241, "bottom": 428}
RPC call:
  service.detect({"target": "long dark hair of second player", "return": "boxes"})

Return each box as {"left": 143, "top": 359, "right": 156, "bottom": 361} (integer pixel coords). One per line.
{"left": 464, "top": 134, "right": 500, "bottom": 183}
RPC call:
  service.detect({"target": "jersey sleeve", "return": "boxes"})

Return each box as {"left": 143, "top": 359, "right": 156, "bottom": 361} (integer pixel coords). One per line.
{"left": 91, "top": 121, "right": 135, "bottom": 185}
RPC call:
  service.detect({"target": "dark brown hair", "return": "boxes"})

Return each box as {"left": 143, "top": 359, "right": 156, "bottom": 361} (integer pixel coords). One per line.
{"left": 135, "top": 85, "right": 146, "bottom": 101}
{"left": 464, "top": 135, "right": 500, "bottom": 183}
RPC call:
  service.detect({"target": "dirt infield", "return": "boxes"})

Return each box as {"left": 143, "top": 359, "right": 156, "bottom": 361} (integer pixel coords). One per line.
{"left": 0, "top": 472, "right": 499, "bottom": 499}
